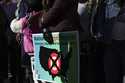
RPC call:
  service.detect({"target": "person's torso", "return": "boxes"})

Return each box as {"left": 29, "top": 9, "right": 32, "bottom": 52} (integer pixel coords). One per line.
{"left": 112, "top": 6, "right": 125, "bottom": 40}
{"left": 47, "top": 0, "right": 81, "bottom": 31}
{"left": 0, "top": 6, "right": 8, "bottom": 55}
{"left": 0, "top": 2, "right": 17, "bottom": 22}
{"left": 0, "top": 2, "right": 17, "bottom": 43}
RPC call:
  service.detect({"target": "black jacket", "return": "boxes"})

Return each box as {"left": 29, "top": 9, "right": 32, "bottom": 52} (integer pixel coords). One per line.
{"left": 112, "top": 6, "right": 125, "bottom": 40}
{"left": 42, "top": 0, "right": 81, "bottom": 32}
{"left": 0, "top": 6, "right": 8, "bottom": 78}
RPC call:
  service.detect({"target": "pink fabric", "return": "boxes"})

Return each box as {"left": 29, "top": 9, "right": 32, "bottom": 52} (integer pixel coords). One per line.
{"left": 23, "top": 27, "right": 33, "bottom": 53}
{"left": 19, "top": 12, "right": 42, "bottom": 54}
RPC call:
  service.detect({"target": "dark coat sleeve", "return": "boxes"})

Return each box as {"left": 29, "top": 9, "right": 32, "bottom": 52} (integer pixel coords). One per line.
{"left": 0, "top": 6, "right": 8, "bottom": 77}
{"left": 42, "top": 0, "right": 77, "bottom": 27}
{"left": 0, "top": 7, "right": 7, "bottom": 49}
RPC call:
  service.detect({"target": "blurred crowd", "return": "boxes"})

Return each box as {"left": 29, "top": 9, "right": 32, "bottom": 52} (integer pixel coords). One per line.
{"left": 0, "top": 0, "right": 125, "bottom": 83}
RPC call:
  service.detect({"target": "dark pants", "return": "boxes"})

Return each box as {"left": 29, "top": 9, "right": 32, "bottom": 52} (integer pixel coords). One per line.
{"left": 104, "top": 40, "right": 125, "bottom": 83}
{"left": 80, "top": 39, "right": 105, "bottom": 83}
{"left": 8, "top": 39, "right": 22, "bottom": 83}
{"left": 21, "top": 54, "right": 34, "bottom": 83}
{"left": 87, "top": 40, "right": 105, "bottom": 83}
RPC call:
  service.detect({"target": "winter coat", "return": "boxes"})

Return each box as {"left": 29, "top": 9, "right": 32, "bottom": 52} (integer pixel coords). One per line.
{"left": 0, "top": 6, "right": 8, "bottom": 78}
{"left": 112, "top": 6, "right": 125, "bottom": 40}
{"left": 42, "top": 0, "right": 81, "bottom": 32}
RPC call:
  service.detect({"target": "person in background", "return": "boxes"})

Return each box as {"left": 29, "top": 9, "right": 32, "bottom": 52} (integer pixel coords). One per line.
{"left": 104, "top": 0, "right": 125, "bottom": 83}
{"left": 104, "top": 0, "right": 120, "bottom": 42}
{"left": 81, "top": 0, "right": 110, "bottom": 83}
{"left": 40, "top": 0, "right": 81, "bottom": 32}
{"left": 77, "top": 0, "right": 90, "bottom": 83}
{"left": 91, "top": 0, "right": 120, "bottom": 83}
{"left": 0, "top": 4, "right": 8, "bottom": 83}
{"left": 10, "top": 0, "right": 44, "bottom": 82}
{"left": 40, "top": 0, "right": 82, "bottom": 82}
{"left": 0, "top": 0, "right": 22, "bottom": 83}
